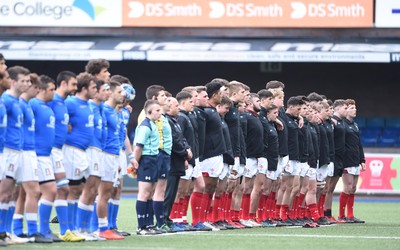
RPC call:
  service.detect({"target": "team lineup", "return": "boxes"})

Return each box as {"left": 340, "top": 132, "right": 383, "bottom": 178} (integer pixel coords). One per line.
{"left": 0, "top": 55, "right": 365, "bottom": 246}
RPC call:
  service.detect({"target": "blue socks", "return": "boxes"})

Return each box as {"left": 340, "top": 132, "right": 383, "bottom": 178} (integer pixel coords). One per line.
{"left": 25, "top": 213, "right": 38, "bottom": 236}
{"left": 67, "top": 200, "right": 77, "bottom": 231}
{"left": 153, "top": 201, "right": 164, "bottom": 228}
{"left": 39, "top": 199, "right": 53, "bottom": 234}
{"left": 109, "top": 199, "right": 120, "bottom": 229}
{"left": 55, "top": 199, "right": 69, "bottom": 235}
{"left": 12, "top": 213, "right": 23, "bottom": 236}
{"left": 76, "top": 201, "right": 94, "bottom": 232}
{"left": 90, "top": 202, "right": 98, "bottom": 232}
{"left": 136, "top": 200, "right": 147, "bottom": 229}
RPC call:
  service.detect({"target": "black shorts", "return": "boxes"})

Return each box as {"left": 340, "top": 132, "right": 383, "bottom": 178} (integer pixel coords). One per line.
{"left": 138, "top": 155, "right": 158, "bottom": 183}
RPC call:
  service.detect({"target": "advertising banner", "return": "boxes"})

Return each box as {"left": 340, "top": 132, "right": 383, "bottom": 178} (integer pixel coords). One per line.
{"left": 375, "top": 0, "right": 400, "bottom": 27}
{"left": 0, "top": 0, "right": 121, "bottom": 27}
{"left": 122, "top": 0, "right": 373, "bottom": 27}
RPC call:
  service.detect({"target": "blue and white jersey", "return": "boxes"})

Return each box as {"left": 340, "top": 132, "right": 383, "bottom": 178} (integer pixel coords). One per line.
{"left": 118, "top": 107, "right": 130, "bottom": 150}
{"left": 20, "top": 98, "right": 35, "bottom": 151}
{"left": 0, "top": 97, "right": 7, "bottom": 153}
{"left": 134, "top": 117, "right": 159, "bottom": 156}
{"left": 161, "top": 114, "right": 172, "bottom": 155}
{"left": 103, "top": 103, "right": 120, "bottom": 155}
{"left": 65, "top": 96, "right": 94, "bottom": 150}
{"left": 30, "top": 98, "right": 55, "bottom": 156}
{"left": 2, "top": 93, "right": 23, "bottom": 151}
{"left": 89, "top": 100, "right": 105, "bottom": 150}
{"left": 48, "top": 93, "right": 69, "bottom": 149}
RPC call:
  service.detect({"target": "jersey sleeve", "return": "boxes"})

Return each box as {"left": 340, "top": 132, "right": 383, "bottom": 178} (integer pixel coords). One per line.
{"left": 134, "top": 124, "right": 150, "bottom": 148}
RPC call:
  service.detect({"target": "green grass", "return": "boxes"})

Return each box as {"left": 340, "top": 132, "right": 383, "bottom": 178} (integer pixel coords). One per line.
{"left": 9, "top": 199, "right": 400, "bottom": 250}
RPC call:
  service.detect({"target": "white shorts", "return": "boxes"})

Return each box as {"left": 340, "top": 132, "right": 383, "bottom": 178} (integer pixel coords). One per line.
{"left": 200, "top": 155, "right": 224, "bottom": 178}
{"left": 299, "top": 162, "right": 311, "bottom": 177}
{"left": 344, "top": 166, "right": 360, "bottom": 176}
{"left": 317, "top": 164, "right": 329, "bottom": 182}
{"left": 327, "top": 162, "right": 335, "bottom": 177}
{"left": 244, "top": 158, "right": 258, "bottom": 178}
{"left": 181, "top": 164, "right": 194, "bottom": 180}
{"left": 284, "top": 160, "right": 300, "bottom": 176}
{"left": 20, "top": 151, "right": 39, "bottom": 183}
{"left": 0, "top": 153, "right": 4, "bottom": 180}
{"left": 257, "top": 157, "right": 268, "bottom": 175}
{"left": 277, "top": 155, "right": 289, "bottom": 178}
{"left": 51, "top": 147, "right": 65, "bottom": 174}
{"left": 3, "top": 148, "right": 23, "bottom": 182}
{"left": 219, "top": 163, "right": 229, "bottom": 180}
{"left": 192, "top": 158, "right": 202, "bottom": 179}
{"left": 63, "top": 145, "right": 89, "bottom": 180}
{"left": 86, "top": 147, "right": 104, "bottom": 178}
{"left": 306, "top": 168, "right": 317, "bottom": 180}
{"left": 266, "top": 170, "right": 277, "bottom": 181}
{"left": 37, "top": 156, "right": 55, "bottom": 182}
{"left": 119, "top": 149, "right": 128, "bottom": 177}
{"left": 102, "top": 153, "right": 119, "bottom": 183}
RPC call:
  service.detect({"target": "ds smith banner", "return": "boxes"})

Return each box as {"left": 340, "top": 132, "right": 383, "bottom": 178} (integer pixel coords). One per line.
{"left": 0, "top": 0, "right": 121, "bottom": 27}
{"left": 122, "top": 0, "right": 373, "bottom": 27}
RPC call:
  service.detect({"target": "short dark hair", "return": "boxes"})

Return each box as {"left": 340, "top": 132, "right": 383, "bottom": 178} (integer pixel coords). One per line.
{"left": 266, "top": 104, "right": 278, "bottom": 113}
{"left": 257, "top": 89, "right": 273, "bottom": 100}
{"left": 220, "top": 95, "right": 232, "bottom": 107}
{"left": 0, "top": 53, "right": 5, "bottom": 61}
{"left": 333, "top": 99, "right": 347, "bottom": 109}
{"left": 144, "top": 99, "right": 159, "bottom": 115}
{"left": 195, "top": 86, "right": 207, "bottom": 93}
{"left": 108, "top": 80, "right": 121, "bottom": 92}
{"left": 327, "top": 99, "right": 333, "bottom": 106}
{"left": 297, "top": 95, "right": 309, "bottom": 102}
{"left": 39, "top": 74, "right": 55, "bottom": 90}
{"left": 85, "top": 59, "right": 110, "bottom": 75}
{"left": 146, "top": 85, "right": 165, "bottom": 100}
{"left": 30, "top": 73, "right": 40, "bottom": 87}
{"left": 249, "top": 93, "right": 259, "bottom": 100}
{"left": 176, "top": 91, "right": 192, "bottom": 103}
{"left": 205, "top": 81, "right": 222, "bottom": 99}
{"left": 346, "top": 99, "right": 356, "bottom": 106}
{"left": 56, "top": 71, "right": 76, "bottom": 88}
{"left": 307, "top": 92, "right": 323, "bottom": 102}
{"left": 8, "top": 66, "right": 30, "bottom": 81}
{"left": 110, "top": 74, "right": 130, "bottom": 85}
{"left": 266, "top": 80, "right": 285, "bottom": 90}
{"left": 287, "top": 96, "right": 305, "bottom": 107}
{"left": 76, "top": 72, "right": 96, "bottom": 93}
{"left": 181, "top": 86, "right": 196, "bottom": 93}
{"left": 211, "top": 78, "right": 229, "bottom": 87}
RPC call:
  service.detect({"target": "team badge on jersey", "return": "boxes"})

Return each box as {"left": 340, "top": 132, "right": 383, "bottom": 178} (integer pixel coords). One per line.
{"left": 8, "top": 164, "right": 14, "bottom": 172}
{"left": 75, "top": 169, "right": 81, "bottom": 176}
{"left": 94, "top": 163, "right": 99, "bottom": 171}
{"left": 45, "top": 168, "right": 51, "bottom": 176}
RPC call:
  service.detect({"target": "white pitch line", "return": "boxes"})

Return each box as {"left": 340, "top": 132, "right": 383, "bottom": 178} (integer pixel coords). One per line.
{"left": 199, "top": 233, "right": 400, "bottom": 240}
{"left": 11, "top": 246, "right": 173, "bottom": 250}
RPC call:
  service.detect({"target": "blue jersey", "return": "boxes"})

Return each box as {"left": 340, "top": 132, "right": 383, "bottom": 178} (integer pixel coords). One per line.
{"left": 103, "top": 104, "right": 120, "bottom": 155}
{"left": 134, "top": 117, "right": 159, "bottom": 156}
{"left": 65, "top": 96, "right": 94, "bottom": 150}
{"left": 0, "top": 98, "right": 7, "bottom": 153}
{"left": 161, "top": 114, "right": 172, "bottom": 155}
{"left": 2, "top": 93, "right": 23, "bottom": 150}
{"left": 48, "top": 93, "right": 69, "bottom": 149}
{"left": 89, "top": 100, "right": 105, "bottom": 150}
{"left": 118, "top": 107, "right": 130, "bottom": 150}
{"left": 30, "top": 98, "right": 55, "bottom": 156}
{"left": 20, "top": 98, "right": 35, "bottom": 151}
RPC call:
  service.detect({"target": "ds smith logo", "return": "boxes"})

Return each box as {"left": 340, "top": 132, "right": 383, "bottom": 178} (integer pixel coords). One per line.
{"left": 290, "top": 2, "right": 366, "bottom": 19}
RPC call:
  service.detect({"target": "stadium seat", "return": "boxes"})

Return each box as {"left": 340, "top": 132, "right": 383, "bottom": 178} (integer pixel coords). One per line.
{"left": 362, "top": 127, "right": 382, "bottom": 135}
{"left": 377, "top": 132, "right": 398, "bottom": 147}
{"left": 383, "top": 127, "right": 400, "bottom": 136}
{"left": 361, "top": 132, "right": 378, "bottom": 147}
{"left": 385, "top": 117, "right": 400, "bottom": 129}
{"left": 365, "top": 117, "right": 385, "bottom": 128}
{"left": 354, "top": 116, "right": 366, "bottom": 129}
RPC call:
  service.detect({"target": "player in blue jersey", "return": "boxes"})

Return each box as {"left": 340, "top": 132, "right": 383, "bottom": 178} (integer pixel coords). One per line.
{"left": 9, "top": 73, "right": 44, "bottom": 244}
{"left": 78, "top": 80, "right": 110, "bottom": 238}
{"left": 96, "top": 81, "right": 125, "bottom": 240}
{"left": 63, "top": 72, "right": 96, "bottom": 238}
{"left": 133, "top": 100, "right": 163, "bottom": 235}
{"left": 107, "top": 75, "right": 135, "bottom": 236}
{"left": 0, "top": 66, "right": 31, "bottom": 245}
{"left": 47, "top": 71, "right": 81, "bottom": 241}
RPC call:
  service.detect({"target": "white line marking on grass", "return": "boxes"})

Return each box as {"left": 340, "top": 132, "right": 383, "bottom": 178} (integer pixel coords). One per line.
{"left": 12, "top": 246, "right": 173, "bottom": 250}
{"left": 199, "top": 234, "right": 400, "bottom": 240}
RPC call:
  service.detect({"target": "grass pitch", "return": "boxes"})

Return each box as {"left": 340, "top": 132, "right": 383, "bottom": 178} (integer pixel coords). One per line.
{"left": 9, "top": 197, "right": 400, "bottom": 250}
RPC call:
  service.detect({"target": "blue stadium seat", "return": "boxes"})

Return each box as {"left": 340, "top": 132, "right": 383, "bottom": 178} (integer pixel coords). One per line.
{"left": 366, "top": 117, "right": 385, "bottom": 128}
{"left": 377, "top": 132, "right": 398, "bottom": 147}
{"left": 362, "top": 127, "right": 382, "bottom": 135}
{"left": 354, "top": 116, "right": 366, "bottom": 129}
{"left": 361, "top": 133, "right": 378, "bottom": 147}
{"left": 383, "top": 127, "right": 400, "bottom": 136}
{"left": 385, "top": 117, "right": 400, "bottom": 128}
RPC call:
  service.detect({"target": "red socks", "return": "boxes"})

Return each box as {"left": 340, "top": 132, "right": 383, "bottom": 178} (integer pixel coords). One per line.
{"left": 190, "top": 192, "right": 203, "bottom": 225}
{"left": 347, "top": 194, "right": 355, "bottom": 218}
{"left": 339, "top": 192, "right": 349, "bottom": 218}
{"left": 308, "top": 203, "right": 320, "bottom": 221}
{"left": 318, "top": 194, "right": 326, "bottom": 217}
{"left": 240, "top": 194, "right": 251, "bottom": 220}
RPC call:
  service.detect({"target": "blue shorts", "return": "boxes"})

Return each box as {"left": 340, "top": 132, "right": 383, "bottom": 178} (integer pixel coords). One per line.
{"left": 157, "top": 150, "right": 171, "bottom": 179}
{"left": 137, "top": 155, "right": 158, "bottom": 183}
